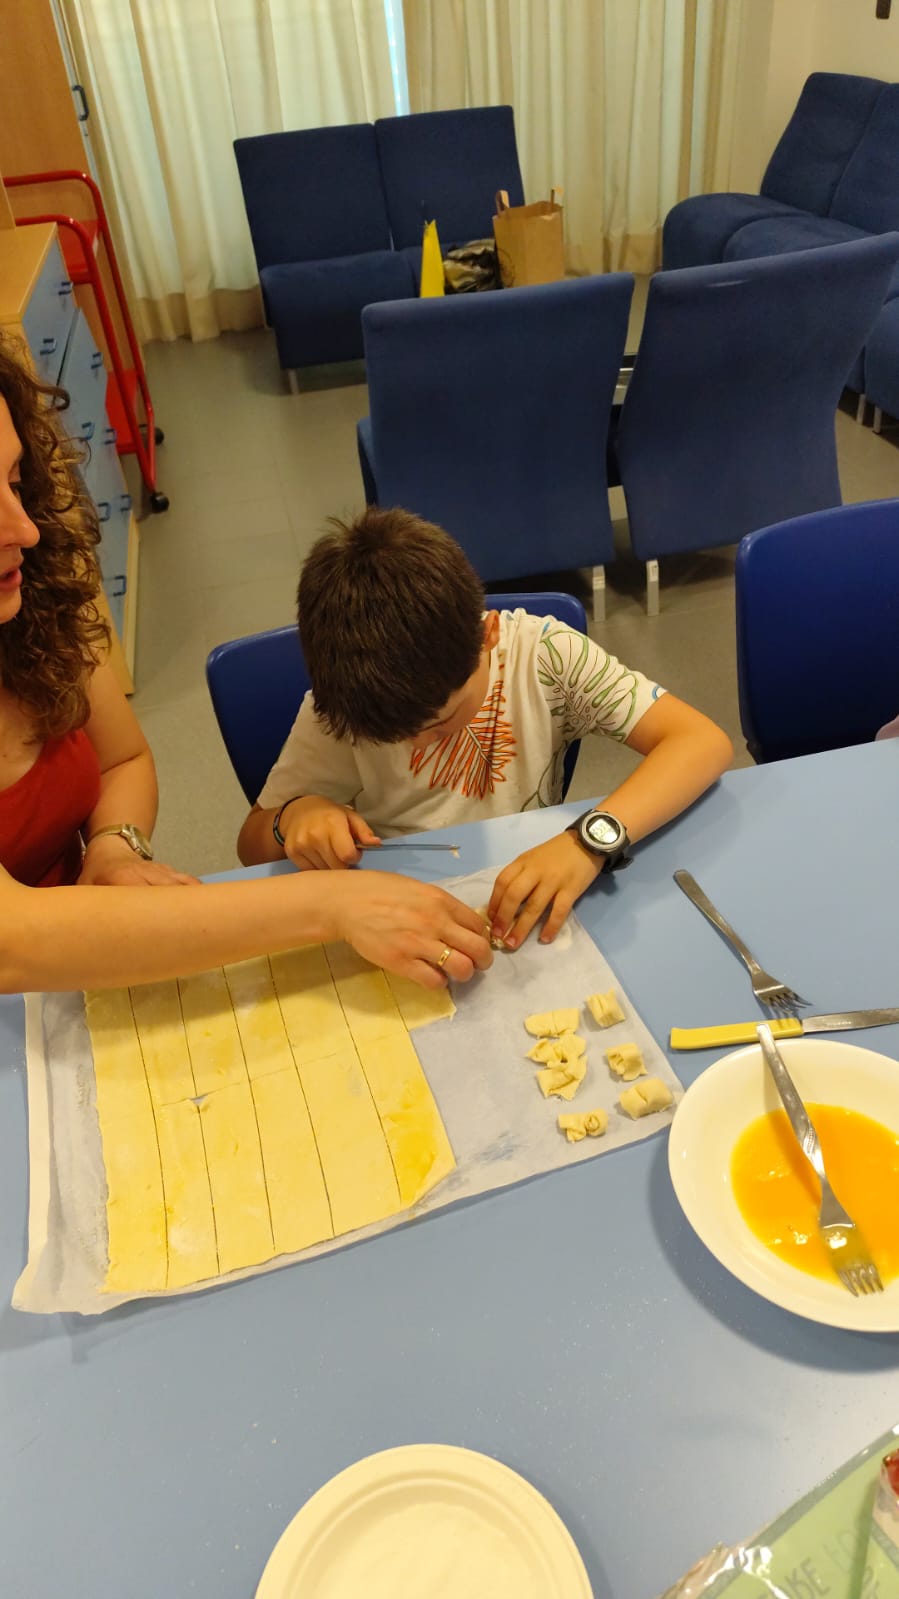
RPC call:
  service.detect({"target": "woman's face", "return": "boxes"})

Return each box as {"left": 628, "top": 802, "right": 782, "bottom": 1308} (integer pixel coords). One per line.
{"left": 0, "top": 395, "right": 40, "bottom": 626}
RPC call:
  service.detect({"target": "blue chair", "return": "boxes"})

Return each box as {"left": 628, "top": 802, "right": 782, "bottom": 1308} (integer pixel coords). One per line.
{"left": 614, "top": 235, "right": 899, "bottom": 614}
{"left": 233, "top": 125, "right": 414, "bottom": 376}
{"left": 865, "top": 293, "right": 899, "bottom": 428}
{"left": 357, "top": 275, "right": 633, "bottom": 620}
{"left": 375, "top": 106, "right": 524, "bottom": 287}
{"left": 206, "top": 592, "right": 588, "bottom": 806}
{"left": 663, "top": 72, "right": 887, "bottom": 272}
{"left": 736, "top": 499, "right": 899, "bottom": 764}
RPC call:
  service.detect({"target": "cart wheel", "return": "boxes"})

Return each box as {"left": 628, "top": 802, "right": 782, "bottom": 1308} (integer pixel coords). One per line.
{"left": 149, "top": 491, "right": 170, "bottom": 513}
{"left": 154, "top": 426, "right": 165, "bottom": 445}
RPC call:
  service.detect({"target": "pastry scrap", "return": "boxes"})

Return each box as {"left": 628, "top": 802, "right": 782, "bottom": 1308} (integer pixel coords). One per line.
{"left": 526, "top": 1031, "right": 586, "bottom": 1065}
{"left": 619, "top": 1077, "right": 674, "bottom": 1118}
{"left": 476, "top": 904, "right": 508, "bottom": 951}
{"left": 525, "top": 1007, "right": 581, "bottom": 1038}
{"left": 558, "top": 1109, "right": 609, "bottom": 1143}
{"left": 605, "top": 1042, "right": 646, "bottom": 1082}
{"left": 585, "top": 988, "right": 626, "bottom": 1028}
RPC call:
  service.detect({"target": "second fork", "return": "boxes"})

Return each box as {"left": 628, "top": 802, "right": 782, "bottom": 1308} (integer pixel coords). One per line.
{"left": 674, "top": 869, "right": 809, "bottom": 1013}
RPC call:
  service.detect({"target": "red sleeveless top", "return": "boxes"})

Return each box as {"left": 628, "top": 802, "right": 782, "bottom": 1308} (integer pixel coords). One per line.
{"left": 0, "top": 730, "right": 102, "bottom": 887}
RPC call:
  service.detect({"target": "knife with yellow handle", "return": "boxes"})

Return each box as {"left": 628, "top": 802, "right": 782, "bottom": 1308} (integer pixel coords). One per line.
{"left": 670, "top": 1009, "right": 899, "bottom": 1050}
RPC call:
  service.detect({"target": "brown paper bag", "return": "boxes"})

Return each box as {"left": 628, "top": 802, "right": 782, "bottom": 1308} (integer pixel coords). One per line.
{"left": 492, "top": 188, "right": 565, "bottom": 288}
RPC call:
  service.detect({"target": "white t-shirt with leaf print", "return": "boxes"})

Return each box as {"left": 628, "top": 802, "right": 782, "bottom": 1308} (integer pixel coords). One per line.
{"left": 257, "top": 608, "right": 666, "bottom": 836}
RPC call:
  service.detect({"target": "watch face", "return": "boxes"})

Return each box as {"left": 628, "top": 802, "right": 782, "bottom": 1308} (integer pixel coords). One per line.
{"left": 125, "top": 825, "right": 153, "bottom": 859}
{"left": 584, "top": 813, "right": 623, "bottom": 849}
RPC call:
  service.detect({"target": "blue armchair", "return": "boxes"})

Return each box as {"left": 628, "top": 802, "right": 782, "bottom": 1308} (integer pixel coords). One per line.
{"left": 357, "top": 274, "right": 633, "bottom": 619}
{"left": 614, "top": 236, "right": 899, "bottom": 613}
{"left": 233, "top": 124, "right": 414, "bottom": 379}
{"left": 736, "top": 500, "right": 899, "bottom": 763}
{"left": 375, "top": 106, "right": 524, "bottom": 288}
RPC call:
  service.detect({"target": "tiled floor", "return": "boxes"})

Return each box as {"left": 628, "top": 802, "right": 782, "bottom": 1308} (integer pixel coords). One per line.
{"left": 133, "top": 304, "right": 899, "bottom": 877}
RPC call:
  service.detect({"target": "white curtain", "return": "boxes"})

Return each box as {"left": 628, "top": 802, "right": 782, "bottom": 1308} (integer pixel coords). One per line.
{"left": 402, "top": 0, "right": 769, "bottom": 275}
{"left": 63, "top": 0, "right": 399, "bottom": 341}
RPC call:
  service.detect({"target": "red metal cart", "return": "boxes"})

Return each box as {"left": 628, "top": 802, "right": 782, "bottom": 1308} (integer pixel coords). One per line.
{"left": 5, "top": 168, "right": 168, "bottom": 511}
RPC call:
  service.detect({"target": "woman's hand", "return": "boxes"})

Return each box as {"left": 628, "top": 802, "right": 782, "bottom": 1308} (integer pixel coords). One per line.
{"left": 278, "top": 794, "right": 382, "bottom": 870}
{"left": 326, "top": 871, "right": 493, "bottom": 988}
{"left": 78, "top": 836, "right": 199, "bottom": 888}
{"left": 488, "top": 833, "right": 602, "bottom": 948}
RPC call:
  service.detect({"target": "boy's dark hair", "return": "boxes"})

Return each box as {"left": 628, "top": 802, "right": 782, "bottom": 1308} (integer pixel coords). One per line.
{"left": 298, "top": 507, "right": 486, "bottom": 742}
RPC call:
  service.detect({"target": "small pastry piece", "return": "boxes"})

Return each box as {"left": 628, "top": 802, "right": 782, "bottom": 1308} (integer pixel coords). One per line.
{"left": 619, "top": 1077, "right": 674, "bottom": 1118}
{"left": 476, "top": 904, "right": 509, "bottom": 952}
{"left": 536, "top": 1049, "right": 586, "bottom": 1101}
{"left": 605, "top": 1042, "right": 646, "bottom": 1082}
{"left": 558, "top": 1109, "right": 609, "bottom": 1143}
{"left": 524, "top": 1007, "right": 581, "bottom": 1038}
{"left": 527, "top": 1031, "right": 585, "bottom": 1065}
{"left": 585, "top": 989, "right": 626, "bottom": 1028}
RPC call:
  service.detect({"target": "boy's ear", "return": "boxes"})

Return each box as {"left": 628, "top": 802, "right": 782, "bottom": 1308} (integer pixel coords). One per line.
{"left": 483, "top": 609, "right": 500, "bottom": 651}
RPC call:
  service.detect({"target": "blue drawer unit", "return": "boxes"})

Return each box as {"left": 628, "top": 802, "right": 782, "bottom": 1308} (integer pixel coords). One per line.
{"left": 21, "top": 238, "right": 75, "bottom": 386}
{"left": 58, "top": 309, "right": 107, "bottom": 455}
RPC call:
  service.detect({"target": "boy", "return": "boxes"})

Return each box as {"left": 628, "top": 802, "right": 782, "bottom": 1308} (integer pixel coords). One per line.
{"left": 238, "top": 509, "right": 732, "bottom": 948}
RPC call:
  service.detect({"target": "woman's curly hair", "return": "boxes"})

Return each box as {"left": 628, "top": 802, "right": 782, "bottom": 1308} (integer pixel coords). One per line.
{"left": 0, "top": 335, "right": 109, "bottom": 737}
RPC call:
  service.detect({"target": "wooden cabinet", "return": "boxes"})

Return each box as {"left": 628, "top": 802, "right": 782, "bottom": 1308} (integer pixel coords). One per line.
{"left": 0, "top": 222, "right": 137, "bottom": 691}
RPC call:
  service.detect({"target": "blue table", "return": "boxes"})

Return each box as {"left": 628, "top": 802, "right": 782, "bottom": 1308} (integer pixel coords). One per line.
{"left": 2, "top": 741, "right": 899, "bottom": 1598}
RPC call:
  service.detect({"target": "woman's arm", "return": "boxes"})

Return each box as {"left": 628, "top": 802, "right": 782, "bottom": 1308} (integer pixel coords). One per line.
{"left": 77, "top": 661, "right": 196, "bottom": 886}
{"left": 0, "top": 862, "right": 492, "bottom": 994}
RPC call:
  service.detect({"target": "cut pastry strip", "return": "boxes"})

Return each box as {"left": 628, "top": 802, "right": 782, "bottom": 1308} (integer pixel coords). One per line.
{"left": 269, "top": 945, "right": 355, "bottom": 1064}
{"left": 324, "top": 942, "right": 407, "bottom": 1048}
{"left": 100, "top": 1108, "right": 167, "bottom": 1293}
{"left": 86, "top": 987, "right": 152, "bottom": 1123}
{"left": 155, "top": 1099, "right": 219, "bottom": 1288}
{"left": 605, "top": 1043, "right": 647, "bottom": 1082}
{"left": 129, "top": 980, "right": 195, "bottom": 1105}
{"left": 198, "top": 1081, "right": 274, "bottom": 1274}
{"left": 296, "top": 1047, "right": 402, "bottom": 1236}
{"left": 524, "top": 1007, "right": 581, "bottom": 1038}
{"left": 357, "top": 1031, "right": 455, "bottom": 1207}
{"left": 225, "top": 957, "right": 296, "bottom": 1080}
{"left": 585, "top": 989, "right": 626, "bottom": 1028}
{"left": 178, "top": 969, "right": 248, "bottom": 1096}
{"left": 558, "top": 1109, "right": 609, "bottom": 1143}
{"left": 385, "top": 970, "right": 455, "bottom": 1030}
{"left": 619, "top": 1077, "right": 674, "bottom": 1119}
{"left": 251, "top": 1068, "right": 334, "bottom": 1255}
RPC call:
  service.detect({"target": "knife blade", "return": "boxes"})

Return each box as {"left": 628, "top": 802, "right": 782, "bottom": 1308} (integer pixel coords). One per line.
{"left": 669, "top": 1009, "right": 899, "bottom": 1050}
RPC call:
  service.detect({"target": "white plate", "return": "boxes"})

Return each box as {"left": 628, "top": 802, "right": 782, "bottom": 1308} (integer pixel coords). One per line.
{"left": 256, "top": 1444, "right": 593, "bottom": 1598}
{"left": 668, "top": 1037, "right": 899, "bottom": 1332}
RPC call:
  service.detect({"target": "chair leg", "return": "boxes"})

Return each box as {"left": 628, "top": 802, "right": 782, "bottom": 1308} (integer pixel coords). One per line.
{"left": 873, "top": 405, "right": 884, "bottom": 434}
{"left": 856, "top": 391, "right": 868, "bottom": 425}
{"left": 646, "top": 559, "right": 660, "bottom": 617}
{"left": 287, "top": 369, "right": 300, "bottom": 395}
{"left": 591, "top": 564, "right": 606, "bottom": 624}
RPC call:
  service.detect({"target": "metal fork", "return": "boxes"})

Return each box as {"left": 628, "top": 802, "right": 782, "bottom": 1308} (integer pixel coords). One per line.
{"left": 674, "top": 869, "right": 809, "bottom": 1014}
{"left": 757, "top": 1025, "right": 883, "bottom": 1296}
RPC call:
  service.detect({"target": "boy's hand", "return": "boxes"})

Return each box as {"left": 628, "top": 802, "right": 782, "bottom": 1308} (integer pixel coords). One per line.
{"left": 487, "top": 832, "right": 603, "bottom": 948}
{"left": 278, "top": 795, "right": 381, "bottom": 870}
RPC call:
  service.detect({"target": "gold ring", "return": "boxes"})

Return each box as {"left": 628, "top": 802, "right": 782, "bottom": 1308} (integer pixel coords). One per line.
{"left": 436, "top": 945, "right": 453, "bottom": 968}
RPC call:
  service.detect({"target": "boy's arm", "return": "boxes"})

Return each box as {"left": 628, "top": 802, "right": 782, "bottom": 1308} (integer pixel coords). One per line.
{"left": 488, "top": 694, "right": 732, "bottom": 947}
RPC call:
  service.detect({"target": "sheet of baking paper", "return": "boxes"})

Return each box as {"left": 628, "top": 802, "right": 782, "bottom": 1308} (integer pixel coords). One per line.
{"left": 14, "top": 868, "right": 681, "bottom": 1314}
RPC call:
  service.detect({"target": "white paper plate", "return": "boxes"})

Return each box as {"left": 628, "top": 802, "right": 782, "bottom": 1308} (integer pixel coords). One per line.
{"left": 668, "top": 1037, "right": 899, "bottom": 1332}
{"left": 256, "top": 1444, "right": 593, "bottom": 1598}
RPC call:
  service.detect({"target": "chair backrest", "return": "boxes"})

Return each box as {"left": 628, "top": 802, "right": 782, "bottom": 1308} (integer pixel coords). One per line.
{"left": 233, "top": 124, "right": 391, "bottom": 269}
{"left": 830, "top": 84, "right": 899, "bottom": 233}
{"left": 375, "top": 106, "right": 524, "bottom": 249}
{"left": 616, "top": 235, "right": 899, "bottom": 563}
{"left": 736, "top": 499, "right": 899, "bottom": 763}
{"left": 207, "top": 625, "right": 310, "bottom": 805}
{"left": 362, "top": 274, "right": 633, "bottom": 582}
{"left": 761, "top": 72, "right": 885, "bottom": 217}
{"left": 206, "top": 593, "right": 590, "bottom": 806}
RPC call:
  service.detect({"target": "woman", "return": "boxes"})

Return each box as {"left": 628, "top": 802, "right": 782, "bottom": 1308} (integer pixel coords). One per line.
{"left": 0, "top": 340, "right": 490, "bottom": 994}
